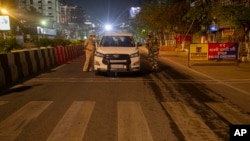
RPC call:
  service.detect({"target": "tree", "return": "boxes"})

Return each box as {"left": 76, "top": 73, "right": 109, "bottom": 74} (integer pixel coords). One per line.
{"left": 183, "top": 0, "right": 214, "bottom": 35}
{"left": 135, "top": 0, "right": 190, "bottom": 32}
{"left": 213, "top": 4, "right": 250, "bottom": 43}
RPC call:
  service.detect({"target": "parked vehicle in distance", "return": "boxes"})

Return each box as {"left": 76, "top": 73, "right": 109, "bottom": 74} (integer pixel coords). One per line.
{"left": 94, "top": 32, "right": 141, "bottom": 74}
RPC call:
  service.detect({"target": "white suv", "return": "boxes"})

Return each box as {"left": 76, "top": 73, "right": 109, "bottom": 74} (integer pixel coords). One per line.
{"left": 94, "top": 33, "right": 141, "bottom": 74}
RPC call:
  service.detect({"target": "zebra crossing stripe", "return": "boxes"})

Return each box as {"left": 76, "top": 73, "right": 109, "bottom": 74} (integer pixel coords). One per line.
{"left": 0, "top": 101, "right": 52, "bottom": 141}
{"left": 0, "top": 101, "right": 8, "bottom": 106}
{"left": 47, "top": 101, "right": 95, "bottom": 141}
{"left": 118, "top": 101, "right": 154, "bottom": 141}
{"left": 161, "top": 102, "right": 220, "bottom": 141}
{"left": 206, "top": 102, "right": 250, "bottom": 124}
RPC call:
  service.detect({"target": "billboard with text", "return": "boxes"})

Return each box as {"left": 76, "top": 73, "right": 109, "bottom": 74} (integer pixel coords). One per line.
{"left": 208, "top": 43, "right": 238, "bottom": 60}
{"left": 0, "top": 16, "right": 11, "bottom": 30}
{"left": 189, "top": 44, "right": 208, "bottom": 60}
{"left": 189, "top": 43, "right": 238, "bottom": 61}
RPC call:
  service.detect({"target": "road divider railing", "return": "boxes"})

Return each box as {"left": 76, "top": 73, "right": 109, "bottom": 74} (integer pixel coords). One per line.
{"left": 0, "top": 45, "right": 84, "bottom": 90}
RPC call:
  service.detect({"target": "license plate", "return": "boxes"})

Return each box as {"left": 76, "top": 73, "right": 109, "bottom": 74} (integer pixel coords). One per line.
{"left": 111, "top": 64, "right": 124, "bottom": 69}
{"left": 110, "top": 60, "right": 127, "bottom": 63}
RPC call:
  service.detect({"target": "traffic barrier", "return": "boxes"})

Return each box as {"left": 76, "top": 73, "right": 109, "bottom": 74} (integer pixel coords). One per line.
{"left": 65, "top": 46, "right": 70, "bottom": 60}
{"left": 29, "top": 50, "right": 38, "bottom": 74}
{"left": 56, "top": 46, "right": 64, "bottom": 64}
{"left": 72, "top": 46, "right": 77, "bottom": 57}
{"left": 71, "top": 46, "right": 76, "bottom": 58}
{"left": 68, "top": 46, "right": 73, "bottom": 60}
{"left": 13, "top": 52, "right": 29, "bottom": 79}
{"left": 78, "top": 45, "right": 84, "bottom": 56}
{"left": 52, "top": 47, "right": 59, "bottom": 65}
{"left": 0, "top": 61, "right": 6, "bottom": 88}
{"left": 0, "top": 45, "right": 84, "bottom": 89}
{"left": 24, "top": 51, "right": 34, "bottom": 75}
{"left": 47, "top": 47, "right": 57, "bottom": 67}
{"left": 33, "top": 49, "right": 44, "bottom": 72}
{"left": 41, "top": 48, "right": 50, "bottom": 69}
{"left": 63, "top": 47, "right": 68, "bottom": 63}
{"left": 0, "top": 53, "right": 18, "bottom": 84}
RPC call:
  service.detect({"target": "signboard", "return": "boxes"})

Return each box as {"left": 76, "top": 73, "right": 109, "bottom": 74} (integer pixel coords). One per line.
{"left": 189, "top": 43, "right": 238, "bottom": 61}
{"left": 37, "top": 26, "right": 56, "bottom": 35}
{"left": 208, "top": 43, "right": 238, "bottom": 60}
{"left": 0, "top": 15, "right": 11, "bottom": 30}
{"left": 189, "top": 44, "right": 208, "bottom": 60}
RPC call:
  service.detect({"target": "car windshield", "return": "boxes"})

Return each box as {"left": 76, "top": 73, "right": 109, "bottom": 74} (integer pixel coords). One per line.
{"left": 100, "top": 36, "right": 136, "bottom": 47}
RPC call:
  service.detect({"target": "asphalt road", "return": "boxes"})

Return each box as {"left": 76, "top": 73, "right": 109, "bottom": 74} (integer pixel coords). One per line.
{"left": 0, "top": 51, "right": 249, "bottom": 141}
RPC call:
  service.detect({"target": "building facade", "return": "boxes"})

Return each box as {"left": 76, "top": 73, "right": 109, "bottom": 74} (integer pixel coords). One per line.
{"left": 14, "top": 0, "right": 87, "bottom": 39}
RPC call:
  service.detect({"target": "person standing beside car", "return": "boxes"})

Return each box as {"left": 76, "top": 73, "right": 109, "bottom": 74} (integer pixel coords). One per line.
{"left": 83, "top": 32, "right": 96, "bottom": 72}
{"left": 146, "top": 32, "right": 160, "bottom": 72}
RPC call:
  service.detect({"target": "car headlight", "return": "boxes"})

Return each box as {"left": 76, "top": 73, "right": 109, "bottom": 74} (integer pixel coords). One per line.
{"left": 95, "top": 51, "right": 104, "bottom": 57}
{"left": 130, "top": 52, "right": 139, "bottom": 58}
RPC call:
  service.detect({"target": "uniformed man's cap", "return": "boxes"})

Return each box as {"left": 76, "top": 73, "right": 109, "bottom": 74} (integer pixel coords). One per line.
{"left": 89, "top": 32, "right": 95, "bottom": 36}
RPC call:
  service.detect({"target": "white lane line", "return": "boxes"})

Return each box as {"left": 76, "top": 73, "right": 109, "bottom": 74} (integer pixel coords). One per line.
{"left": 118, "top": 101, "right": 153, "bottom": 141}
{"left": 206, "top": 102, "right": 250, "bottom": 124}
{"left": 162, "top": 102, "right": 220, "bottom": 141}
{"left": 0, "top": 101, "right": 52, "bottom": 141}
{"left": 0, "top": 101, "right": 8, "bottom": 106}
{"left": 47, "top": 101, "right": 95, "bottom": 141}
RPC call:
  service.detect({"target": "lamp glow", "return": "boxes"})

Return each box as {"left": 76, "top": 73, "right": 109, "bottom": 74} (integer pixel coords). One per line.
{"left": 104, "top": 24, "right": 112, "bottom": 31}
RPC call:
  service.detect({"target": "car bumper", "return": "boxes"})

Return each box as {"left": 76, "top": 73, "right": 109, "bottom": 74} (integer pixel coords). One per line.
{"left": 94, "top": 56, "right": 140, "bottom": 72}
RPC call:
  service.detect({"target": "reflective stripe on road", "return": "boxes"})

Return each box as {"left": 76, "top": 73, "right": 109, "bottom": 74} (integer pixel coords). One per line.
{"left": 47, "top": 101, "right": 95, "bottom": 141}
{"left": 118, "top": 101, "right": 154, "bottom": 141}
{"left": 1, "top": 100, "right": 248, "bottom": 141}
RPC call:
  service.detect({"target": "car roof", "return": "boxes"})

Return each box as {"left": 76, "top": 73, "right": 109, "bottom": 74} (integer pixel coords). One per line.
{"left": 102, "top": 32, "right": 134, "bottom": 36}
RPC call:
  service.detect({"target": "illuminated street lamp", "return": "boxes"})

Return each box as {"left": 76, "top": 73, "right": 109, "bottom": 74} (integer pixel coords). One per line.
{"left": 41, "top": 20, "right": 46, "bottom": 26}
{"left": 1, "top": 8, "right": 8, "bottom": 14}
{"left": 104, "top": 24, "right": 112, "bottom": 31}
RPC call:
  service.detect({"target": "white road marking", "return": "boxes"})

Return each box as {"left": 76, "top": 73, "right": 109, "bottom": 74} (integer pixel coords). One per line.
{"left": 206, "top": 102, "right": 250, "bottom": 124}
{"left": 162, "top": 102, "right": 220, "bottom": 141}
{"left": 118, "top": 101, "right": 154, "bottom": 141}
{"left": 0, "top": 101, "right": 52, "bottom": 141}
{"left": 47, "top": 101, "right": 95, "bottom": 141}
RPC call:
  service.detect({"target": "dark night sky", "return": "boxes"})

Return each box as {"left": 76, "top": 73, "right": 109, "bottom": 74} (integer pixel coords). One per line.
{"left": 68, "top": 0, "right": 140, "bottom": 25}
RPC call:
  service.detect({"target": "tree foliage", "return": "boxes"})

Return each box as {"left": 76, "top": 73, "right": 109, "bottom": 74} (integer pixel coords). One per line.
{"left": 0, "top": 36, "right": 21, "bottom": 53}
{"left": 134, "top": 0, "right": 250, "bottom": 43}
{"left": 134, "top": 0, "right": 190, "bottom": 35}
{"left": 213, "top": 4, "right": 250, "bottom": 42}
